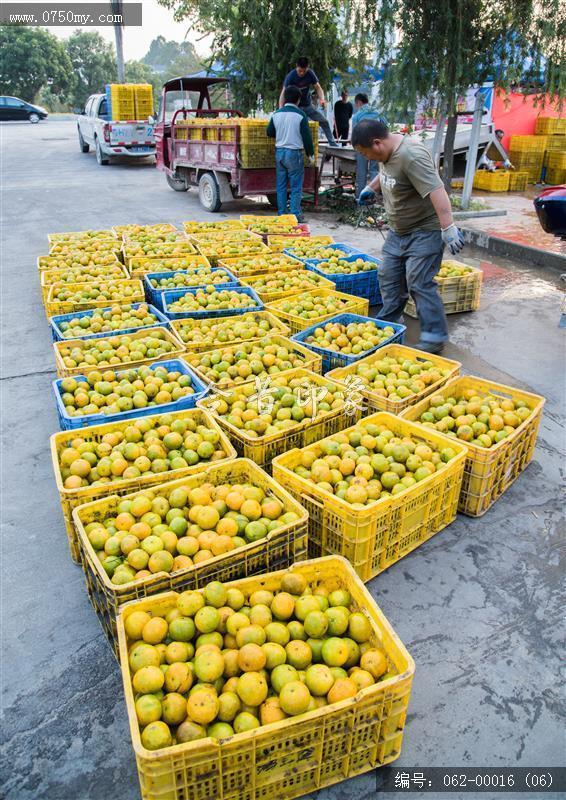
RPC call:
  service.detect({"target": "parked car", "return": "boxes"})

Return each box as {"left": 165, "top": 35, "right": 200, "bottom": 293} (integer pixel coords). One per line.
{"left": 534, "top": 185, "right": 566, "bottom": 239}
{"left": 0, "top": 96, "right": 48, "bottom": 123}
{"left": 76, "top": 93, "right": 156, "bottom": 165}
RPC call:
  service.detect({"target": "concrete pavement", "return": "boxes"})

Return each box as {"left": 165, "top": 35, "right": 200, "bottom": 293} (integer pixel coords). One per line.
{"left": 1, "top": 120, "right": 564, "bottom": 800}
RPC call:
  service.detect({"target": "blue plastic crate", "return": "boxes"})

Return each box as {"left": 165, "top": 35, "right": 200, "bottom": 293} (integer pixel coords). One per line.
{"left": 144, "top": 267, "right": 239, "bottom": 310}
{"left": 162, "top": 285, "right": 263, "bottom": 321}
{"left": 283, "top": 242, "right": 363, "bottom": 263}
{"left": 49, "top": 303, "right": 170, "bottom": 343}
{"left": 53, "top": 358, "right": 209, "bottom": 431}
{"left": 291, "top": 312, "right": 405, "bottom": 373}
{"left": 305, "top": 253, "right": 382, "bottom": 306}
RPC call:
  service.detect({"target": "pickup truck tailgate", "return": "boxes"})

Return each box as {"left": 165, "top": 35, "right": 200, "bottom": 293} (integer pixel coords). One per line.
{"left": 109, "top": 121, "right": 155, "bottom": 146}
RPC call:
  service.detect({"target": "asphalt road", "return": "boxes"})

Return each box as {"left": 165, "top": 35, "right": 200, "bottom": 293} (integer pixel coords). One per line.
{"left": 1, "top": 120, "right": 564, "bottom": 800}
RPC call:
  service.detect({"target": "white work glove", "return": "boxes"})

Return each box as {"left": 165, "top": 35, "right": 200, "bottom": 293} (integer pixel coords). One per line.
{"left": 485, "top": 158, "right": 496, "bottom": 172}
{"left": 442, "top": 225, "right": 465, "bottom": 255}
{"left": 504, "top": 159, "right": 513, "bottom": 169}
{"left": 358, "top": 186, "right": 377, "bottom": 206}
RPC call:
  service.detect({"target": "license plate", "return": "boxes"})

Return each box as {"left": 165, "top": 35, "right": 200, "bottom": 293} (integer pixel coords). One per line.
{"left": 131, "top": 146, "right": 151, "bottom": 152}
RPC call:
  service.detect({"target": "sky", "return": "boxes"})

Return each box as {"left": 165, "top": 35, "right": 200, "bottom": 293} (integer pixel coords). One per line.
{"left": 11, "top": 0, "right": 211, "bottom": 61}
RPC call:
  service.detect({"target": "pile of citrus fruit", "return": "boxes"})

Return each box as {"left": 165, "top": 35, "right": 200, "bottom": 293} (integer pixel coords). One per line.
{"left": 247, "top": 222, "right": 301, "bottom": 234}
{"left": 269, "top": 291, "right": 354, "bottom": 322}
{"left": 57, "top": 330, "right": 177, "bottom": 369}
{"left": 49, "top": 229, "right": 115, "bottom": 242}
{"left": 167, "top": 288, "right": 260, "bottom": 314}
{"left": 437, "top": 261, "right": 476, "bottom": 278}
{"left": 55, "top": 304, "right": 162, "bottom": 339}
{"left": 289, "top": 420, "right": 458, "bottom": 505}
{"left": 197, "top": 241, "right": 268, "bottom": 259}
{"left": 210, "top": 375, "right": 347, "bottom": 436}
{"left": 219, "top": 254, "right": 301, "bottom": 275}
{"left": 43, "top": 263, "right": 125, "bottom": 284}
{"left": 187, "top": 339, "right": 310, "bottom": 387}
{"left": 245, "top": 269, "right": 331, "bottom": 296}
{"left": 129, "top": 257, "right": 211, "bottom": 275}
{"left": 172, "top": 314, "right": 277, "bottom": 346}
{"left": 413, "top": 387, "right": 532, "bottom": 446}
{"left": 58, "top": 413, "right": 229, "bottom": 489}
{"left": 85, "top": 482, "right": 301, "bottom": 584}
{"left": 148, "top": 270, "right": 233, "bottom": 290}
{"left": 114, "top": 223, "right": 176, "bottom": 236}
{"left": 314, "top": 257, "right": 378, "bottom": 275}
{"left": 57, "top": 365, "right": 196, "bottom": 417}
{"left": 303, "top": 320, "right": 395, "bottom": 355}
{"left": 39, "top": 252, "right": 120, "bottom": 270}
{"left": 123, "top": 241, "right": 197, "bottom": 260}
{"left": 50, "top": 280, "right": 142, "bottom": 305}
{"left": 124, "top": 574, "right": 393, "bottom": 749}
{"left": 282, "top": 238, "right": 334, "bottom": 257}
{"left": 335, "top": 353, "right": 453, "bottom": 402}
{"left": 49, "top": 239, "right": 119, "bottom": 256}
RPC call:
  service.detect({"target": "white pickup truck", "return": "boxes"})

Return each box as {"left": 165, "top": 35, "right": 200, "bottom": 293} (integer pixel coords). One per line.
{"left": 76, "top": 93, "right": 156, "bottom": 165}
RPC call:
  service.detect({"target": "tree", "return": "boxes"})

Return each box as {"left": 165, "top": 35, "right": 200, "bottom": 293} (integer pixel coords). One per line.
{"left": 143, "top": 35, "right": 201, "bottom": 75}
{"left": 125, "top": 60, "right": 162, "bottom": 105}
{"left": 0, "top": 26, "right": 74, "bottom": 102}
{"left": 65, "top": 30, "right": 116, "bottom": 108}
{"left": 157, "top": 0, "right": 350, "bottom": 113}
{"left": 365, "top": 0, "right": 566, "bottom": 187}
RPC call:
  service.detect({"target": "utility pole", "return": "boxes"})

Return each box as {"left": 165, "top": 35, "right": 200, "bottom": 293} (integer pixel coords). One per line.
{"left": 461, "top": 90, "right": 485, "bottom": 210}
{"left": 111, "top": 0, "right": 125, "bottom": 82}
{"left": 431, "top": 106, "right": 446, "bottom": 170}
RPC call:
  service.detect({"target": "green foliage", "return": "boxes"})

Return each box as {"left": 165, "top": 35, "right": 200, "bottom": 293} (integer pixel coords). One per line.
{"left": 157, "top": 0, "right": 350, "bottom": 113}
{"left": 65, "top": 30, "right": 116, "bottom": 108}
{"left": 0, "top": 26, "right": 74, "bottom": 102}
{"left": 125, "top": 60, "right": 162, "bottom": 105}
{"left": 143, "top": 35, "right": 201, "bottom": 76}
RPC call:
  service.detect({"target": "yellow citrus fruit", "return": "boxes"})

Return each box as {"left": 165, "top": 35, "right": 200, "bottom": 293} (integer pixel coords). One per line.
{"left": 141, "top": 721, "right": 172, "bottom": 750}
{"left": 279, "top": 680, "right": 311, "bottom": 716}
{"left": 187, "top": 689, "right": 220, "bottom": 725}
{"left": 162, "top": 692, "right": 188, "bottom": 725}
{"left": 133, "top": 665, "right": 164, "bottom": 694}
{"left": 236, "top": 671, "right": 268, "bottom": 706}
{"left": 360, "top": 649, "right": 388, "bottom": 679}
{"left": 327, "top": 677, "right": 358, "bottom": 704}
{"left": 125, "top": 610, "right": 151, "bottom": 640}
{"left": 135, "top": 694, "right": 162, "bottom": 726}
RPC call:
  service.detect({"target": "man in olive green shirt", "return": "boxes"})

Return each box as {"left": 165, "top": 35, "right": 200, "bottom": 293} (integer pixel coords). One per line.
{"left": 352, "top": 119, "right": 465, "bottom": 353}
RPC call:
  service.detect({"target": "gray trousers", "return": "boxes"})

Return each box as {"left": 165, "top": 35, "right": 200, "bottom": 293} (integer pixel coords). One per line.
{"left": 302, "top": 104, "right": 337, "bottom": 146}
{"left": 380, "top": 229, "right": 448, "bottom": 343}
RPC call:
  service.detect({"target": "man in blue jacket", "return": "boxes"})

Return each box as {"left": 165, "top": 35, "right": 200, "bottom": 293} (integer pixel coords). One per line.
{"left": 267, "top": 86, "right": 315, "bottom": 221}
{"left": 279, "top": 56, "right": 337, "bottom": 146}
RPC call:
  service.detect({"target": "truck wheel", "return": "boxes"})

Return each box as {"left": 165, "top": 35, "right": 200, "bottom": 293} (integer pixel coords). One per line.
{"left": 78, "top": 127, "right": 90, "bottom": 153}
{"left": 198, "top": 172, "right": 222, "bottom": 212}
{"left": 166, "top": 172, "right": 189, "bottom": 192}
{"left": 95, "top": 138, "right": 109, "bottom": 166}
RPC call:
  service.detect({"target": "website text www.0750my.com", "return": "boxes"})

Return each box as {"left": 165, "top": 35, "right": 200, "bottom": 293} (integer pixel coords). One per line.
{"left": 0, "top": 3, "right": 143, "bottom": 26}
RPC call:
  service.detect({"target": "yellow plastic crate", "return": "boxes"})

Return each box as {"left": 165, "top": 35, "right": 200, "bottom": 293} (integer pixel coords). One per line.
{"left": 185, "top": 334, "right": 323, "bottom": 389}
{"left": 240, "top": 214, "right": 298, "bottom": 226}
{"left": 535, "top": 117, "right": 566, "bottom": 135}
{"left": 49, "top": 238, "right": 122, "bottom": 256}
{"left": 507, "top": 171, "right": 529, "bottom": 191}
{"left": 51, "top": 408, "right": 236, "bottom": 563}
{"left": 129, "top": 255, "right": 211, "bottom": 278}
{"left": 53, "top": 326, "right": 185, "bottom": 378}
{"left": 40, "top": 263, "right": 129, "bottom": 304}
{"left": 123, "top": 242, "right": 197, "bottom": 268}
{"left": 272, "top": 411, "right": 468, "bottom": 582}
{"left": 198, "top": 367, "right": 362, "bottom": 470}
{"left": 170, "top": 310, "right": 290, "bottom": 352}
{"left": 107, "top": 83, "right": 135, "bottom": 120}
{"left": 546, "top": 150, "right": 566, "bottom": 169}
{"left": 545, "top": 166, "right": 566, "bottom": 185}
{"left": 45, "top": 278, "right": 145, "bottom": 317}
{"left": 265, "top": 289, "right": 369, "bottom": 334}
{"left": 241, "top": 270, "right": 336, "bottom": 302}
{"left": 278, "top": 236, "right": 335, "bottom": 256}
{"left": 509, "top": 135, "right": 547, "bottom": 152}
{"left": 37, "top": 253, "right": 122, "bottom": 271}
{"left": 195, "top": 240, "right": 271, "bottom": 266}
{"left": 543, "top": 135, "right": 566, "bottom": 166}
{"left": 473, "top": 170, "right": 510, "bottom": 191}
{"left": 48, "top": 229, "right": 117, "bottom": 243}
{"left": 74, "top": 459, "right": 309, "bottom": 651}
{"left": 113, "top": 223, "right": 177, "bottom": 237}
{"left": 131, "top": 83, "right": 154, "bottom": 119}
{"left": 400, "top": 375, "right": 546, "bottom": 516}
{"left": 508, "top": 150, "right": 544, "bottom": 183}
{"left": 188, "top": 231, "right": 262, "bottom": 244}
{"left": 117, "top": 555, "right": 414, "bottom": 800}
{"left": 327, "top": 344, "right": 461, "bottom": 414}
{"left": 217, "top": 253, "right": 303, "bottom": 277}
{"left": 405, "top": 262, "right": 482, "bottom": 317}
{"left": 182, "top": 220, "right": 246, "bottom": 233}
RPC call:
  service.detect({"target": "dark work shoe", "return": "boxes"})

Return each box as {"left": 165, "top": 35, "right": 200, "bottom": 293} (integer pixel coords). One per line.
{"left": 413, "top": 340, "right": 446, "bottom": 354}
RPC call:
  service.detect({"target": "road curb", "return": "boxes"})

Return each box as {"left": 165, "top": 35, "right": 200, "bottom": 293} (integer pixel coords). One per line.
{"left": 460, "top": 226, "right": 566, "bottom": 270}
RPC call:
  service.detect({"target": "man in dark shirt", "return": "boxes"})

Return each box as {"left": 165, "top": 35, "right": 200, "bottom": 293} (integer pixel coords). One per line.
{"left": 334, "top": 90, "right": 352, "bottom": 145}
{"left": 279, "top": 56, "right": 337, "bottom": 146}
